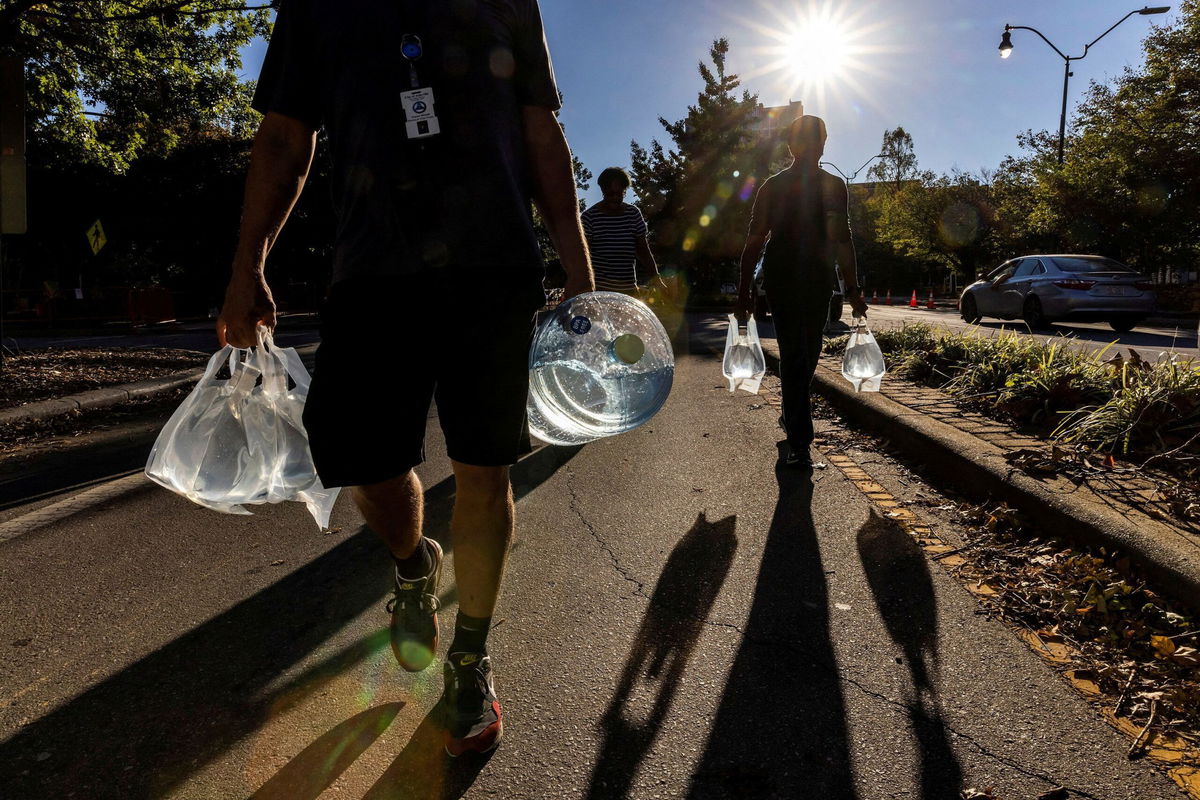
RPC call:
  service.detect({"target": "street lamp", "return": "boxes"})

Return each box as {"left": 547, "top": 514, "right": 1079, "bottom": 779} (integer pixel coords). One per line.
{"left": 820, "top": 153, "right": 885, "bottom": 184}
{"left": 998, "top": 6, "right": 1169, "bottom": 164}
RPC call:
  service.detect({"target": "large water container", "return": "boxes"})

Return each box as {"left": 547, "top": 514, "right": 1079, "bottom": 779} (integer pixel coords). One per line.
{"left": 528, "top": 292, "right": 675, "bottom": 445}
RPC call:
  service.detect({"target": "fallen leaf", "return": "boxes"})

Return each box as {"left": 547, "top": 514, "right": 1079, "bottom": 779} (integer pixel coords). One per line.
{"left": 1151, "top": 635, "right": 1178, "bottom": 659}
{"left": 1170, "top": 646, "right": 1200, "bottom": 667}
{"left": 270, "top": 559, "right": 285, "bottom": 567}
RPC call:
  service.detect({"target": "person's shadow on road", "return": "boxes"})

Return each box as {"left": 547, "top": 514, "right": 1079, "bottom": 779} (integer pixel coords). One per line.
{"left": 856, "top": 509, "right": 964, "bottom": 800}
{"left": 687, "top": 466, "right": 858, "bottom": 799}
{"left": 0, "top": 444, "right": 582, "bottom": 800}
{"left": 586, "top": 511, "right": 738, "bottom": 800}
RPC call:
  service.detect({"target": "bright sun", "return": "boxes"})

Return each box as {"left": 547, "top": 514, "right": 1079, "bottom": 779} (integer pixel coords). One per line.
{"left": 785, "top": 20, "right": 848, "bottom": 83}
{"left": 733, "top": 1, "right": 893, "bottom": 112}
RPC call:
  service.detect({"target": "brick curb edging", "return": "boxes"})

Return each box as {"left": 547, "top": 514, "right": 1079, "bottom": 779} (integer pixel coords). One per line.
{"left": 759, "top": 340, "right": 1200, "bottom": 613}
{"left": 0, "top": 344, "right": 320, "bottom": 429}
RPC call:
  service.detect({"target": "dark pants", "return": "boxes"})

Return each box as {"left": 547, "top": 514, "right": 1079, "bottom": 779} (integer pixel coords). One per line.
{"left": 767, "top": 292, "right": 829, "bottom": 453}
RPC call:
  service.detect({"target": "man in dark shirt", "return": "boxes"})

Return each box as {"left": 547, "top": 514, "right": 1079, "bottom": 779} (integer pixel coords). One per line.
{"left": 218, "top": 0, "right": 592, "bottom": 756}
{"left": 734, "top": 115, "right": 868, "bottom": 468}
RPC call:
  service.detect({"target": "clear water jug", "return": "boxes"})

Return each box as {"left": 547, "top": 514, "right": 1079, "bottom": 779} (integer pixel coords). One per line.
{"left": 528, "top": 291, "right": 675, "bottom": 445}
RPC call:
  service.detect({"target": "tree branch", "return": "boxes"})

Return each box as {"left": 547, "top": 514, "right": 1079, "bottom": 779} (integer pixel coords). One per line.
{"left": 24, "top": 2, "right": 271, "bottom": 26}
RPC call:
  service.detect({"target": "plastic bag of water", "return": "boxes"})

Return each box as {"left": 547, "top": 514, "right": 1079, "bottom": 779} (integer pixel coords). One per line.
{"left": 722, "top": 314, "right": 766, "bottom": 394}
{"left": 145, "top": 325, "right": 339, "bottom": 528}
{"left": 841, "top": 317, "right": 886, "bottom": 393}
{"left": 528, "top": 291, "right": 674, "bottom": 445}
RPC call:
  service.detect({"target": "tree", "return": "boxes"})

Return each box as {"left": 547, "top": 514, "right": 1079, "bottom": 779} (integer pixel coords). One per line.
{"left": 0, "top": 1, "right": 272, "bottom": 172}
{"left": 629, "top": 39, "right": 768, "bottom": 290}
{"left": 867, "top": 126, "right": 919, "bottom": 189}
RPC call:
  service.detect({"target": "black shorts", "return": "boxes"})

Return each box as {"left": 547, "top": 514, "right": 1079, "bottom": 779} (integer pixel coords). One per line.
{"left": 302, "top": 272, "right": 543, "bottom": 488}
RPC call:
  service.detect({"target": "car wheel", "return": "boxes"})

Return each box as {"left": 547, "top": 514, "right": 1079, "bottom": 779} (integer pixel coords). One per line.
{"left": 960, "top": 294, "right": 981, "bottom": 324}
{"left": 1023, "top": 296, "right": 1049, "bottom": 329}
{"left": 1110, "top": 318, "right": 1139, "bottom": 333}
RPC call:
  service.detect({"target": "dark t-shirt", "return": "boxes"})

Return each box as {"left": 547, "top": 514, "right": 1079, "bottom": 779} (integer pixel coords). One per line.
{"left": 748, "top": 166, "right": 851, "bottom": 301}
{"left": 252, "top": 0, "right": 560, "bottom": 289}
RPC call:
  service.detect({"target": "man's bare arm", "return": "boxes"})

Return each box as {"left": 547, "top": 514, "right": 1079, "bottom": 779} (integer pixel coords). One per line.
{"left": 827, "top": 179, "right": 868, "bottom": 317}
{"left": 218, "top": 112, "right": 318, "bottom": 347}
{"left": 734, "top": 184, "right": 770, "bottom": 321}
{"left": 522, "top": 107, "right": 593, "bottom": 299}
{"left": 634, "top": 235, "right": 663, "bottom": 287}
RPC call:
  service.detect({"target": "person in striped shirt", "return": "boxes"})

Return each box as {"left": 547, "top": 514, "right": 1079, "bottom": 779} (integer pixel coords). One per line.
{"left": 581, "top": 167, "right": 663, "bottom": 293}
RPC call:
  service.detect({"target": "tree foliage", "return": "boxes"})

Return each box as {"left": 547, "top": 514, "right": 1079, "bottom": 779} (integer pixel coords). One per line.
{"left": 867, "top": 126, "right": 919, "bottom": 189}
{"left": 1, "top": 0, "right": 272, "bottom": 171}
{"left": 630, "top": 38, "right": 775, "bottom": 289}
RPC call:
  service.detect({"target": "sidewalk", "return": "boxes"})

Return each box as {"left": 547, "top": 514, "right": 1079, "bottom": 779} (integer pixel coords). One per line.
{"left": 757, "top": 331, "right": 1200, "bottom": 613}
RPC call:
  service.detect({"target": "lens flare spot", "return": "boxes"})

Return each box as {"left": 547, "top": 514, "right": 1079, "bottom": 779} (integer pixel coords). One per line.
{"left": 739, "top": 177, "right": 758, "bottom": 202}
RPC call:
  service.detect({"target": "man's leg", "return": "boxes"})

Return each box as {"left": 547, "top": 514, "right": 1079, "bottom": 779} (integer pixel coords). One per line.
{"left": 770, "top": 297, "right": 827, "bottom": 458}
{"left": 353, "top": 470, "right": 423, "bottom": 561}
{"left": 443, "top": 460, "right": 513, "bottom": 756}
{"left": 448, "top": 461, "right": 514, "bottom": 623}
{"left": 354, "top": 471, "right": 444, "bottom": 672}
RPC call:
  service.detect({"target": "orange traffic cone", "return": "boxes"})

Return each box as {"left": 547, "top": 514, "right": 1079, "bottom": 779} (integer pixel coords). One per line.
{"left": 909, "top": 289, "right": 919, "bottom": 308}
{"left": 927, "top": 290, "right": 936, "bottom": 309}
{"left": 870, "top": 289, "right": 878, "bottom": 305}
{"left": 885, "top": 290, "right": 892, "bottom": 306}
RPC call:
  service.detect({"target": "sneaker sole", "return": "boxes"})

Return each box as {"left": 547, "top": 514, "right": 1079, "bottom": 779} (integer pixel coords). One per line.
{"left": 445, "top": 717, "right": 503, "bottom": 758}
{"left": 393, "top": 538, "right": 444, "bottom": 673}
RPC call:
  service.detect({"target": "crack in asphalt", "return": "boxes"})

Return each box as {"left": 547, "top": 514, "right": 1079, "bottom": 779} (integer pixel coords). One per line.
{"left": 565, "top": 469, "right": 648, "bottom": 599}
{"left": 834, "top": 670, "right": 1108, "bottom": 800}
{"left": 694, "top": 621, "right": 1109, "bottom": 799}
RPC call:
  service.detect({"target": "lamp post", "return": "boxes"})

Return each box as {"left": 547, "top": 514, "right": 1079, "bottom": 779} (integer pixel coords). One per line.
{"left": 999, "top": 6, "right": 1169, "bottom": 165}
{"left": 819, "top": 153, "right": 885, "bottom": 185}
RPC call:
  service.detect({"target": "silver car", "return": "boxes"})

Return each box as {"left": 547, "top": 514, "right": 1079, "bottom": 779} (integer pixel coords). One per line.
{"left": 959, "top": 255, "right": 1156, "bottom": 333}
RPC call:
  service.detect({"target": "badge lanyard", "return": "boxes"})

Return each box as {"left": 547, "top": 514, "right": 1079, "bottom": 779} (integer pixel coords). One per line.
{"left": 399, "top": 32, "right": 440, "bottom": 139}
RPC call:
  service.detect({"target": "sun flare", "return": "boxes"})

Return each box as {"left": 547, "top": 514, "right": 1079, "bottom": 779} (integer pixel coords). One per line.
{"left": 784, "top": 19, "right": 849, "bottom": 84}
{"left": 732, "top": 1, "right": 895, "bottom": 112}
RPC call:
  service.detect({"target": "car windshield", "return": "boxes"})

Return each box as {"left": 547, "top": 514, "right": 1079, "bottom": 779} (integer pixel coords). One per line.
{"left": 1053, "top": 257, "right": 1137, "bottom": 274}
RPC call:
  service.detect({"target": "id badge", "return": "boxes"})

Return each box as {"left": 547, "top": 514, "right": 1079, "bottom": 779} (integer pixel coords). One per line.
{"left": 401, "top": 87, "right": 440, "bottom": 139}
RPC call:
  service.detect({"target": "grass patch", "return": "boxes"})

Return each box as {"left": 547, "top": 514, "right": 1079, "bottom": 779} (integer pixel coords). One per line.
{"left": 824, "top": 324, "right": 1200, "bottom": 465}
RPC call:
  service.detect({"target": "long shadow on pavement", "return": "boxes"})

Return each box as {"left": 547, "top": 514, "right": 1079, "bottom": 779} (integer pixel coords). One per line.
{"left": 0, "top": 444, "right": 581, "bottom": 799}
{"left": 856, "top": 510, "right": 963, "bottom": 800}
{"left": 687, "top": 466, "right": 858, "bottom": 799}
{"left": 586, "top": 511, "right": 738, "bottom": 800}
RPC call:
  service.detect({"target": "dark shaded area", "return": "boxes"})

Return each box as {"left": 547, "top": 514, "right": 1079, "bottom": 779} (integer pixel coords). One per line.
{"left": 856, "top": 510, "right": 963, "bottom": 799}
{"left": 250, "top": 702, "right": 403, "bottom": 800}
{"left": 359, "top": 704, "right": 492, "bottom": 800}
{"left": 587, "top": 512, "right": 738, "bottom": 799}
{"left": 0, "top": 443, "right": 581, "bottom": 799}
{"left": 688, "top": 467, "right": 857, "bottom": 799}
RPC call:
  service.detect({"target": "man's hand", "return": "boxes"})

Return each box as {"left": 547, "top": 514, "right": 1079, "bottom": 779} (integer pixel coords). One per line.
{"left": 848, "top": 290, "right": 869, "bottom": 319}
{"left": 563, "top": 272, "right": 595, "bottom": 302}
{"left": 217, "top": 270, "right": 277, "bottom": 348}
{"left": 733, "top": 291, "right": 755, "bottom": 323}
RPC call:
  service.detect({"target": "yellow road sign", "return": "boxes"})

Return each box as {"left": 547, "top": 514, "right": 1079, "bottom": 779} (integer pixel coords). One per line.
{"left": 86, "top": 219, "right": 106, "bottom": 255}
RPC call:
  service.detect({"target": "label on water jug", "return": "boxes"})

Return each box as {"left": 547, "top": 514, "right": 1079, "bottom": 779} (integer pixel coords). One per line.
{"left": 570, "top": 316, "right": 591, "bottom": 335}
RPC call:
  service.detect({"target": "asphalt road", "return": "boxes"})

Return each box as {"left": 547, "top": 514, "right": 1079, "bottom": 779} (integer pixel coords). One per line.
{"left": 0, "top": 318, "right": 1182, "bottom": 799}
{"left": 848, "top": 304, "right": 1198, "bottom": 359}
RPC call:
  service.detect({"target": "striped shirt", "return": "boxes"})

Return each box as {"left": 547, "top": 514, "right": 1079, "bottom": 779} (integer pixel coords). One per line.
{"left": 581, "top": 202, "right": 648, "bottom": 292}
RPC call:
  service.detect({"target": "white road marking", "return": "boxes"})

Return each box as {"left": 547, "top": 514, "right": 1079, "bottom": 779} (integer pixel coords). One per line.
{"left": 0, "top": 473, "right": 152, "bottom": 543}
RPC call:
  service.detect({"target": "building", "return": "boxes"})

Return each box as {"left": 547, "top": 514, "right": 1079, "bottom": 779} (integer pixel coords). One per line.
{"left": 749, "top": 100, "right": 804, "bottom": 139}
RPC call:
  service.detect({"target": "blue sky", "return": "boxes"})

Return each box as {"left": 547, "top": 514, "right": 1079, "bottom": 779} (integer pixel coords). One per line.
{"left": 240, "top": 1, "right": 1176, "bottom": 205}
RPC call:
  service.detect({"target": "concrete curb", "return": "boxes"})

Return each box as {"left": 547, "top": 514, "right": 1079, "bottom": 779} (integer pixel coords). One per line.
{"left": 759, "top": 340, "right": 1200, "bottom": 613}
{"left": 0, "top": 343, "right": 320, "bottom": 429}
